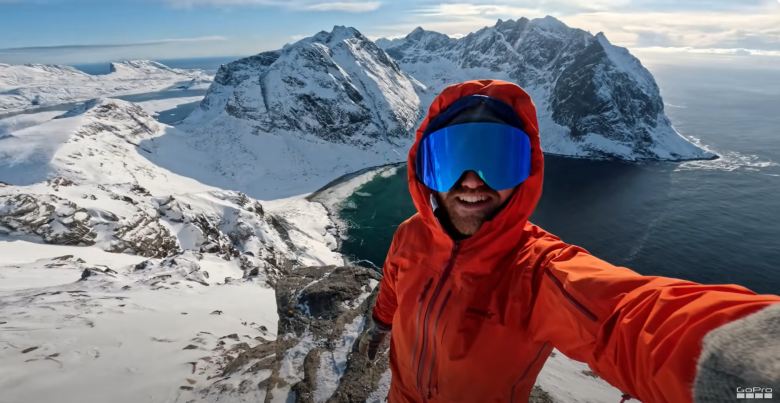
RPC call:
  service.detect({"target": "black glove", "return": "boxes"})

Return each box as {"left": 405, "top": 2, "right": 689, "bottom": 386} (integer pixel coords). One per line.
{"left": 358, "top": 318, "right": 391, "bottom": 361}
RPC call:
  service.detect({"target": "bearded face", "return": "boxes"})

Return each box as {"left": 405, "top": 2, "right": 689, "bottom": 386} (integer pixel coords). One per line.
{"left": 437, "top": 171, "right": 515, "bottom": 237}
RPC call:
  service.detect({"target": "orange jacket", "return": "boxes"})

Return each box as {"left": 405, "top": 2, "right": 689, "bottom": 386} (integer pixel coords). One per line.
{"left": 371, "top": 79, "right": 780, "bottom": 402}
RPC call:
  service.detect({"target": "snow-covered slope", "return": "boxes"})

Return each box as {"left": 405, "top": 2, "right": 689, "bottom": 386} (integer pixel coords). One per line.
{"left": 0, "top": 60, "right": 212, "bottom": 115}
{"left": 0, "top": 98, "right": 346, "bottom": 402}
{"left": 191, "top": 26, "right": 419, "bottom": 142}
{"left": 379, "top": 17, "right": 713, "bottom": 160}
{"left": 173, "top": 26, "right": 420, "bottom": 199}
{"left": 0, "top": 98, "right": 338, "bottom": 262}
{"left": 2, "top": 19, "right": 669, "bottom": 402}
{"left": 0, "top": 98, "right": 390, "bottom": 402}
{"left": 0, "top": 97, "right": 626, "bottom": 402}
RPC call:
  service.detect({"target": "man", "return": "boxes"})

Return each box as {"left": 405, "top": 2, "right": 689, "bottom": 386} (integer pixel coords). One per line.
{"left": 359, "top": 80, "right": 780, "bottom": 402}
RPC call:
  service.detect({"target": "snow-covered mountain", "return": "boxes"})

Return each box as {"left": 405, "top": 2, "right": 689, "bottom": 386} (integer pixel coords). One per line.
{"left": 173, "top": 26, "right": 421, "bottom": 199}
{"left": 169, "top": 20, "right": 713, "bottom": 202}
{"left": 0, "top": 60, "right": 212, "bottom": 115}
{"left": 193, "top": 26, "right": 419, "bottom": 142}
{"left": 0, "top": 98, "right": 336, "bottom": 262}
{"left": 0, "top": 98, "right": 357, "bottom": 402}
{"left": 1, "top": 19, "right": 699, "bottom": 402}
{"left": 378, "top": 17, "right": 713, "bottom": 160}
{"left": 0, "top": 96, "right": 625, "bottom": 402}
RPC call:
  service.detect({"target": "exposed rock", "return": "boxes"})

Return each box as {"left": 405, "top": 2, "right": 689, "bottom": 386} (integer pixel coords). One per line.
{"left": 196, "top": 26, "right": 420, "bottom": 144}
{"left": 79, "top": 267, "right": 118, "bottom": 281}
{"left": 0, "top": 193, "right": 97, "bottom": 245}
{"left": 109, "top": 211, "right": 179, "bottom": 258}
{"left": 378, "top": 17, "right": 714, "bottom": 161}
{"left": 47, "top": 177, "right": 74, "bottom": 191}
{"left": 196, "top": 265, "right": 383, "bottom": 402}
{"left": 530, "top": 385, "right": 556, "bottom": 403}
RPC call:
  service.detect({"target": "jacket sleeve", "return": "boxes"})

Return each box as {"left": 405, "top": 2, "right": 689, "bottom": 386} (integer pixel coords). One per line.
{"left": 526, "top": 235, "right": 780, "bottom": 403}
{"left": 372, "top": 229, "right": 403, "bottom": 328}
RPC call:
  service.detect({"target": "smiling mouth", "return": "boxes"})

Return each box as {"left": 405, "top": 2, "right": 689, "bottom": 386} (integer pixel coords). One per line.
{"left": 454, "top": 193, "right": 493, "bottom": 209}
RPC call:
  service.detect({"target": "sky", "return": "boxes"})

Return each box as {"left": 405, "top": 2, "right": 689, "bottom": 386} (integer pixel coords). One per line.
{"left": 0, "top": 0, "right": 779, "bottom": 66}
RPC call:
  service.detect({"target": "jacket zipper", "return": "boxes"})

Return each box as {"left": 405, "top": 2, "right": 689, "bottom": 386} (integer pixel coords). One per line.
{"left": 544, "top": 269, "right": 598, "bottom": 322}
{"left": 415, "top": 242, "right": 460, "bottom": 398}
{"left": 425, "top": 289, "right": 452, "bottom": 398}
{"left": 510, "top": 342, "right": 549, "bottom": 403}
{"left": 410, "top": 277, "right": 434, "bottom": 369}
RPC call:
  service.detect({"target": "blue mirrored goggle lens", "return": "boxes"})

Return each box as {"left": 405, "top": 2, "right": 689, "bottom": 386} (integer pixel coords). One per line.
{"left": 416, "top": 122, "right": 532, "bottom": 192}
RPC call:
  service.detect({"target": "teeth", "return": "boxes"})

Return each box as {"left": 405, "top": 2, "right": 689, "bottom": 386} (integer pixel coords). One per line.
{"left": 457, "top": 194, "right": 488, "bottom": 203}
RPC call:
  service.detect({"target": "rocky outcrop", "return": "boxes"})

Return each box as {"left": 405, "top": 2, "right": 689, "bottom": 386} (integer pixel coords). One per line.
{"left": 378, "top": 17, "right": 714, "bottom": 160}
{"left": 188, "top": 26, "right": 421, "bottom": 145}
{"left": 0, "top": 193, "right": 96, "bottom": 245}
{"left": 108, "top": 211, "right": 179, "bottom": 258}
{"left": 185, "top": 18, "right": 711, "bottom": 172}
{"left": 197, "top": 264, "right": 385, "bottom": 402}
{"left": 0, "top": 99, "right": 320, "bottom": 263}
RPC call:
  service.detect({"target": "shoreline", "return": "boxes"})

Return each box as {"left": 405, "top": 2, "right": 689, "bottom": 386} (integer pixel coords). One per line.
{"left": 306, "top": 162, "right": 403, "bottom": 262}
{"left": 299, "top": 148, "right": 716, "bottom": 265}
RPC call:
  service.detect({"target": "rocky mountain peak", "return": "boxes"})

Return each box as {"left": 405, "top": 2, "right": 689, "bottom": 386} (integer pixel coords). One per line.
{"left": 377, "top": 19, "right": 712, "bottom": 160}
{"left": 404, "top": 26, "right": 451, "bottom": 43}
{"left": 493, "top": 17, "right": 530, "bottom": 30}
{"left": 529, "top": 15, "right": 569, "bottom": 31}
{"left": 330, "top": 25, "right": 363, "bottom": 41}
{"left": 303, "top": 25, "right": 368, "bottom": 49}
{"left": 178, "top": 26, "right": 422, "bottom": 198}
{"left": 379, "top": 26, "right": 454, "bottom": 61}
{"left": 188, "top": 26, "right": 419, "bottom": 143}
{"left": 407, "top": 26, "right": 426, "bottom": 38}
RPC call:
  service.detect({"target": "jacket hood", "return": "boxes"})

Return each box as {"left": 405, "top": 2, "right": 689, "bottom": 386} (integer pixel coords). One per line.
{"left": 407, "top": 79, "right": 545, "bottom": 253}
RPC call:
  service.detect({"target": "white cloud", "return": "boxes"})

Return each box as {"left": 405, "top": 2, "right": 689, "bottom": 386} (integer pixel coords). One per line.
{"left": 0, "top": 36, "right": 237, "bottom": 64}
{"left": 562, "top": 10, "right": 780, "bottom": 50}
{"left": 633, "top": 46, "right": 780, "bottom": 57}
{"left": 414, "top": 3, "right": 543, "bottom": 18}
{"left": 164, "top": 0, "right": 381, "bottom": 12}
{"left": 372, "top": 2, "right": 546, "bottom": 38}
{"left": 303, "top": 1, "right": 380, "bottom": 12}
{"left": 374, "top": 1, "right": 780, "bottom": 58}
{"left": 0, "top": 36, "right": 228, "bottom": 53}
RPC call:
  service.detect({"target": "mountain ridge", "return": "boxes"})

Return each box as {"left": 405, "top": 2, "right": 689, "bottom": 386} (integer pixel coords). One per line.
{"left": 0, "top": 60, "right": 212, "bottom": 115}
{"left": 377, "top": 16, "right": 714, "bottom": 160}
{"left": 0, "top": 74, "right": 629, "bottom": 403}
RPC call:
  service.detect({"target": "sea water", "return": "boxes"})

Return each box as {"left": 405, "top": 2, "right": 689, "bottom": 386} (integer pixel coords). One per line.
{"left": 340, "top": 62, "right": 780, "bottom": 295}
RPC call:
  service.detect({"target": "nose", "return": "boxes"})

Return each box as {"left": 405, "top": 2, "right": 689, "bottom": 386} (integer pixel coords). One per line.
{"left": 459, "top": 170, "right": 486, "bottom": 190}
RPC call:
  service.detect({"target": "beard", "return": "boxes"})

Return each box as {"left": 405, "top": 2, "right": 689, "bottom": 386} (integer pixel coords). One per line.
{"left": 437, "top": 186, "right": 507, "bottom": 237}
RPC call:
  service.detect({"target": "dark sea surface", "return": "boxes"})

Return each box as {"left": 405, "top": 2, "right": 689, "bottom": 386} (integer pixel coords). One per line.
{"left": 340, "top": 63, "right": 780, "bottom": 295}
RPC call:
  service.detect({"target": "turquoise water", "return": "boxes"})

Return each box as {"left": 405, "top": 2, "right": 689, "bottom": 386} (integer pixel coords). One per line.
{"left": 340, "top": 64, "right": 780, "bottom": 295}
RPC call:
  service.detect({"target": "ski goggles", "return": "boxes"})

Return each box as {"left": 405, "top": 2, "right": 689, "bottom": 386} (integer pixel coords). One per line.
{"left": 415, "top": 122, "right": 532, "bottom": 192}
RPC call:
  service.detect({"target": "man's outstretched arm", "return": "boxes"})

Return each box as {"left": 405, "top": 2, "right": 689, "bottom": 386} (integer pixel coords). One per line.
{"left": 524, "top": 230, "right": 780, "bottom": 403}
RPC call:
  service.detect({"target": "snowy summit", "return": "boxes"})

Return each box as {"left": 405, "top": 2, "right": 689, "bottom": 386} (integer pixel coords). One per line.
{"left": 378, "top": 17, "right": 714, "bottom": 160}
{"left": 0, "top": 17, "right": 716, "bottom": 403}
{"left": 0, "top": 60, "right": 212, "bottom": 115}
